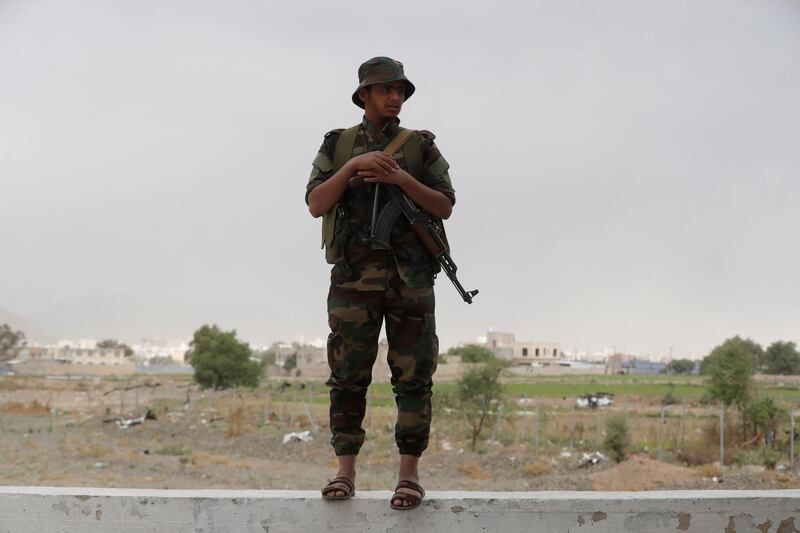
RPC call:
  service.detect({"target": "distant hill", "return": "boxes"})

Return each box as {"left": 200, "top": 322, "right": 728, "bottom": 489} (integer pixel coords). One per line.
{"left": 6, "top": 294, "right": 288, "bottom": 347}
{"left": 0, "top": 306, "right": 52, "bottom": 343}
{"left": 23, "top": 294, "right": 272, "bottom": 345}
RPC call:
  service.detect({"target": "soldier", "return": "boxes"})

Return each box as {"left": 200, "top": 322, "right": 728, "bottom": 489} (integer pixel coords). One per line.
{"left": 306, "top": 57, "right": 455, "bottom": 510}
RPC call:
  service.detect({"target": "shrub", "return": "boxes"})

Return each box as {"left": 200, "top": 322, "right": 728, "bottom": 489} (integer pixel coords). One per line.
{"left": 733, "top": 447, "right": 781, "bottom": 470}
{"left": 455, "top": 358, "right": 509, "bottom": 450}
{"left": 154, "top": 444, "right": 191, "bottom": 456}
{"left": 697, "top": 463, "right": 723, "bottom": 478}
{"left": 740, "top": 397, "right": 786, "bottom": 441}
{"left": 662, "top": 383, "right": 680, "bottom": 405}
{"left": 283, "top": 353, "right": 297, "bottom": 371}
{"left": 603, "top": 414, "right": 630, "bottom": 463}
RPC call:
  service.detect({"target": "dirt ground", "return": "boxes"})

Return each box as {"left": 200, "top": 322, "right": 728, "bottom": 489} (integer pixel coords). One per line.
{"left": 0, "top": 376, "right": 798, "bottom": 492}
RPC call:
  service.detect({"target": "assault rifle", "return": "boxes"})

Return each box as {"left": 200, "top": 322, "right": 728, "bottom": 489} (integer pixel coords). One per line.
{"left": 363, "top": 180, "right": 479, "bottom": 304}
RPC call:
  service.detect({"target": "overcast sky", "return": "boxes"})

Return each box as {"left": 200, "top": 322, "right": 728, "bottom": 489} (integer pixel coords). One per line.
{"left": 1, "top": 0, "right": 798, "bottom": 357}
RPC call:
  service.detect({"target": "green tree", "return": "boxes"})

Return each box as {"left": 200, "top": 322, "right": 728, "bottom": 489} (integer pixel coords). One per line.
{"left": 283, "top": 353, "right": 297, "bottom": 371}
{"left": 701, "top": 336, "right": 762, "bottom": 374}
{"left": 255, "top": 350, "right": 277, "bottom": 366}
{"left": 662, "top": 358, "right": 695, "bottom": 375}
{"left": 186, "top": 325, "right": 263, "bottom": 389}
{"left": 747, "top": 338, "right": 767, "bottom": 371}
{"left": 0, "top": 324, "right": 26, "bottom": 364}
{"left": 447, "top": 344, "right": 496, "bottom": 363}
{"left": 455, "top": 358, "right": 508, "bottom": 450}
{"left": 96, "top": 339, "right": 134, "bottom": 358}
{"left": 764, "top": 341, "right": 800, "bottom": 375}
{"left": 603, "top": 414, "right": 631, "bottom": 463}
{"left": 703, "top": 336, "right": 757, "bottom": 408}
{"left": 148, "top": 355, "right": 177, "bottom": 366}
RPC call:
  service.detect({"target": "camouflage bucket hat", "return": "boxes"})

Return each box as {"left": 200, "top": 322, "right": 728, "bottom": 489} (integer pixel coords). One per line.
{"left": 351, "top": 56, "right": 415, "bottom": 108}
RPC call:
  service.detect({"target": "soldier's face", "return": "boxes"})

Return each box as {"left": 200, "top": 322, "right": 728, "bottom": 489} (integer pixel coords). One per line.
{"left": 360, "top": 81, "right": 405, "bottom": 119}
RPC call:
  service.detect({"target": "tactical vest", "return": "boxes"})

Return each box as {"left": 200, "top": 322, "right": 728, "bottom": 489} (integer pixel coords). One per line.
{"left": 321, "top": 125, "right": 424, "bottom": 264}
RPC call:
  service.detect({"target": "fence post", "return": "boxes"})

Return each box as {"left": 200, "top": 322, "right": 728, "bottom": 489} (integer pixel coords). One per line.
{"left": 679, "top": 407, "right": 686, "bottom": 449}
{"left": 288, "top": 392, "right": 295, "bottom": 426}
{"left": 791, "top": 408, "right": 795, "bottom": 465}
{"left": 657, "top": 407, "right": 665, "bottom": 461}
{"left": 520, "top": 395, "right": 528, "bottom": 445}
{"left": 491, "top": 403, "right": 504, "bottom": 442}
{"left": 720, "top": 402, "right": 725, "bottom": 466}
{"left": 569, "top": 404, "right": 576, "bottom": 449}
{"left": 535, "top": 401, "right": 541, "bottom": 454}
{"left": 304, "top": 399, "right": 319, "bottom": 431}
{"left": 595, "top": 412, "right": 600, "bottom": 450}
{"left": 119, "top": 389, "right": 124, "bottom": 416}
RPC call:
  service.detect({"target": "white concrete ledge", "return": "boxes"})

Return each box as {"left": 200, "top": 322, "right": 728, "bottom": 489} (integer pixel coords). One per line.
{"left": 1, "top": 486, "right": 799, "bottom": 532}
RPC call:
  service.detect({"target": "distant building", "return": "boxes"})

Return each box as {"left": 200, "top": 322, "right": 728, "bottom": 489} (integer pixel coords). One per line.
{"left": 132, "top": 339, "right": 189, "bottom": 364}
{"left": 273, "top": 342, "right": 326, "bottom": 369}
{"left": 18, "top": 345, "right": 128, "bottom": 365}
{"left": 624, "top": 359, "right": 666, "bottom": 375}
{"left": 606, "top": 353, "right": 635, "bottom": 374}
{"left": 485, "top": 332, "right": 561, "bottom": 366}
{"left": 13, "top": 344, "right": 135, "bottom": 376}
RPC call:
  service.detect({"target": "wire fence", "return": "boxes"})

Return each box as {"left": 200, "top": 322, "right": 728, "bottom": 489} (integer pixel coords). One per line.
{"left": 6, "top": 379, "right": 797, "bottom": 468}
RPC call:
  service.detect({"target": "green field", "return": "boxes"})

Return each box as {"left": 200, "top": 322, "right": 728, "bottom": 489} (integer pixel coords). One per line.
{"left": 292, "top": 375, "right": 800, "bottom": 407}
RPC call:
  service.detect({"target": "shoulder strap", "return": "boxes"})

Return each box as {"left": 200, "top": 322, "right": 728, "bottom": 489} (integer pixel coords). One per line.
{"left": 385, "top": 128, "right": 424, "bottom": 181}
{"left": 383, "top": 128, "right": 414, "bottom": 155}
{"left": 401, "top": 131, "right": 424, "bottom": 181}
{"left": 333, "top": 125, "right": 360, "bottom": 171}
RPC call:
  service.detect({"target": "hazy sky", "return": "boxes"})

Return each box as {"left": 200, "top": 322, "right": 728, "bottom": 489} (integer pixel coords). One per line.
{"left": 1, "top": 0, "right": 798, "bottom": 357}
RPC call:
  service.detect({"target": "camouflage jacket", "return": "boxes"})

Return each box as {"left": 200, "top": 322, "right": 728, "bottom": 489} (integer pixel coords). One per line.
{"left": 306, "top": 116, "right": 456, "bottom": 290}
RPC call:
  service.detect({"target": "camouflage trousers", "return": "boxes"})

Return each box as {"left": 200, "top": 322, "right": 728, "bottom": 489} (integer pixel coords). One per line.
{"left": 325, "top": 278, "right": 438, "bottom": 457}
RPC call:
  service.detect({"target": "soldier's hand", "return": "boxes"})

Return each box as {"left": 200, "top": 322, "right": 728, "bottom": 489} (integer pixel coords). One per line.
{"left": 361, "top": 168, "right": 411, "bottom": 187}
{"left": 348, "top": 152, "right": 399, "bottom": 175}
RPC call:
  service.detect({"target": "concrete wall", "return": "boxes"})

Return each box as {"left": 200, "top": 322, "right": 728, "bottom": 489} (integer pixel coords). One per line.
{"left": 1, "top": 487, "right": 799, "bottom": 532}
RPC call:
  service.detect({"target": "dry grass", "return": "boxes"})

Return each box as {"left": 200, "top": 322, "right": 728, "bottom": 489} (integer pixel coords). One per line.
{"left": 1, "top": 400, "right": 50, "bottom": 415}
{"left": 76, "top": 444, "right": 112, "bottom": 459}
{"left": 192, "top": 452, "right": 251, "bottom": 469}
{"left": 458, "top": 459, "right": 492, "bottom": 480}
{"left": 677, "top": 445, "right": 718, "bottom": 466}
{"left": 226, "top": 407, "right": 244, "bottom": 438}
{"left": 522, "top": 461, "right": 552, "bottom": 477}
{"left": 0, "top": 378, "right": 25, "bottom": 391}
{"left": 696, "top": 463, "right": 723, "bottom": 478}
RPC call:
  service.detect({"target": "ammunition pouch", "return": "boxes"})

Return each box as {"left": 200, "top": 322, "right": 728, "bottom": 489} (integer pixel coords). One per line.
{"left": 322, "top": 203, "right": 347, "bottom": 265}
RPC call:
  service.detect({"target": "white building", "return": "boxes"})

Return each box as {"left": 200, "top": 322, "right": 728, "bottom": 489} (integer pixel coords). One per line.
{"left": 485, "top": 331, "right": 561, "bottom": 366}
{"left": 18, "top": 345, "right": 128, "bottom": 365}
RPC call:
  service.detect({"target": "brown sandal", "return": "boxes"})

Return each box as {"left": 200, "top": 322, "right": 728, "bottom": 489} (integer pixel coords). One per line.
{"left": 321, "top": 476, "right": 355, "bottom": 500}
{"left": 390, "top": 480, "right": 425, "bottom": 510}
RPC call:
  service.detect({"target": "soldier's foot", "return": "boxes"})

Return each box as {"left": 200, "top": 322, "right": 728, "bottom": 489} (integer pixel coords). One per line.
{"left": 331, "top": 469, "right": 356, "bottom": 498}
{"left": 324, "top": 454, "right": 356, "bottom": 499}
{"left": 392, "top": 454, "right": 422, "bottom": 508}
{"left": 391, "top": 474, "right": 423, "bottom": 508}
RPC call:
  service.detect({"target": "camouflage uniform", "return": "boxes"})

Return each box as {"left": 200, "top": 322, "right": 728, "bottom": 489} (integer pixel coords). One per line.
{"left": 306, "top": 59, "right": 455, "bottom": 456}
